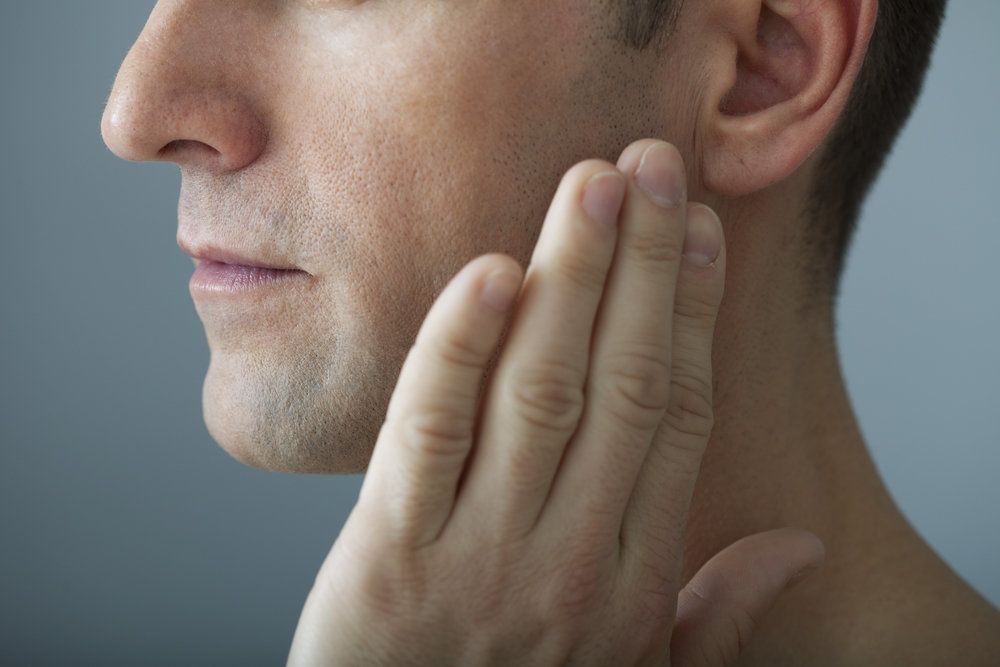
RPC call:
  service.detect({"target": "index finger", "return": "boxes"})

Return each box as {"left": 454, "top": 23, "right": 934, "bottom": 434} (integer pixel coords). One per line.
{"left": 359, "top": 253, "right": 523, "bottom": 548}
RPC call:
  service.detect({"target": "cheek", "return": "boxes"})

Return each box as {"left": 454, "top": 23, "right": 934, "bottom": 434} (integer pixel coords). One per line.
{"left": 298, "top": 43, "right": 564, "bottom": 274}
{"left": 277, "top": 5, "right": 638, "bottom": 344}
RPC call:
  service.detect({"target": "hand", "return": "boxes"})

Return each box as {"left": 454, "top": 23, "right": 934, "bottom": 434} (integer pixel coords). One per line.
{"left": 287, "top": 139, "right": 824, "bottom": 666}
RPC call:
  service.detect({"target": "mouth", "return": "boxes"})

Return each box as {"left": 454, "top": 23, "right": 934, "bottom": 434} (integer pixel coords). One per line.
{"left": 190, "top": 260, "right": 310, "bottom": 293}
{"left": 179, "top": 240, "right": 311, "bottom": 295}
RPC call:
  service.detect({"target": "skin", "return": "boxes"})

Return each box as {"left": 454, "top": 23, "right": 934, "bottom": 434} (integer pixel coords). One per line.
{"left": 286, "top": 140, "right": 826, "bottom": 665}
{"left": 101, "top": 0, "right": 1000, "bottom": 663}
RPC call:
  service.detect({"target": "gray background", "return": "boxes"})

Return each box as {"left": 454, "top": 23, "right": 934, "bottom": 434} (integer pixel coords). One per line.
{"left": 1, "top": 1, "right": 996, "bottom": 664}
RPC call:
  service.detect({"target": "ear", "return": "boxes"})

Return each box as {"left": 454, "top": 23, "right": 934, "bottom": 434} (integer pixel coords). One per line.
{"left": 699, "top": 0, "right": 878, "bottom": 196}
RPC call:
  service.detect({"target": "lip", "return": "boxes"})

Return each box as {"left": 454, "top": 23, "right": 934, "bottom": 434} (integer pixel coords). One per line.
{"left": 178, "top": 238, "right": 304, "bottom": 270}
{"left": 179, "top": 239, "right": 310, "bottom": 295}
{"left": 189, "top": 260, "right": 311, "bottom": 294}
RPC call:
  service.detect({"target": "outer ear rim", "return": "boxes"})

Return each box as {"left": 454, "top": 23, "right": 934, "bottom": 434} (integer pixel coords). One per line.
{"left": 700, "top": 0, "right": 879, "bottom": 198}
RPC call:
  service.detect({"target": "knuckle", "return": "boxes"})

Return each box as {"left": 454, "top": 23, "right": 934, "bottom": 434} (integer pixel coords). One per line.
{"left": 674, "top": 288, "right": 722, "bottom": 324}
{"left": 427, "top": 328, "right": 488, "bottom": 371}
{"left": 600, "top": 347, "right": 672, "bottom": 431}
{"left": 399, "top": 408, "right": 474, "bottom": 458}
{"left": 555, "top": 247, "right": 608, "bottom": 293}
{"left": 645, "top": 434, "right": 702, "bottom": 479}
{"left": 622, "top": 222, "right": 683, "bottom": 269}
{"left": 664, "top": 369, "right": 715, "bottom": 440}
{"left": 507, "top": 360, "right": 585, "bottom": 434}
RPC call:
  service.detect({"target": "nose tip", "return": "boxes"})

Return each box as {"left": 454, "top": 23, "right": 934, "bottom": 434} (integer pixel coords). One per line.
{"left": 101, "top": 79, "right": 267, "bottom": 173}
{"left": 100, "top": 86, "right": 149, "bottom": 163}
{"left": 100, "top": 47, "right": 267, "bottom": 173}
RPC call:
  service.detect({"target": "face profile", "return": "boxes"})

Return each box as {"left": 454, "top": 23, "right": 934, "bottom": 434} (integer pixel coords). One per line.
{"left": 96, "top": 1, "right": 1000, "bottom": 663}
{"left": 101, "top": 1, "right": 692, "bottom": 474}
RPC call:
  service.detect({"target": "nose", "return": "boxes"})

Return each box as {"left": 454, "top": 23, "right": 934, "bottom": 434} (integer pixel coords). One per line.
{"left": 100, "top": 1, "right": 267, "bottom": 173}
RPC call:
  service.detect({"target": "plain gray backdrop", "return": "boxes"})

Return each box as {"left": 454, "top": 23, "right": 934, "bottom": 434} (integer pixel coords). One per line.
{"left": 1, "top": 1, "right": 997, "bottom": 664}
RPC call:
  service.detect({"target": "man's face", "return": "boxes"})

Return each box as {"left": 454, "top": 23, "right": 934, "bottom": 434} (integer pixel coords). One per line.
{"left": 102, "top": 0, "right": 698, "bottom": 473}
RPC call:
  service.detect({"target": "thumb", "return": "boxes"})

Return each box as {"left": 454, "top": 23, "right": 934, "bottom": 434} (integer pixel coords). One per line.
{"left": 669, "top": 528, "right": 825, "bottom": 667}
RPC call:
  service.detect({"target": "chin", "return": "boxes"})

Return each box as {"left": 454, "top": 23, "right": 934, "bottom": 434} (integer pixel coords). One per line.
{"left": 199, "top": 353, "right": 381, "bottom": 475}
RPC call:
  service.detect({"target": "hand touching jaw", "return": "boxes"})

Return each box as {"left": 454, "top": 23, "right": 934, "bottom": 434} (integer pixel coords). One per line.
{"left": 99, "top": 1, "right": 1000, "bottom": 663}
{"left": 288, "top": 139, "right": 826, "bottom": 667}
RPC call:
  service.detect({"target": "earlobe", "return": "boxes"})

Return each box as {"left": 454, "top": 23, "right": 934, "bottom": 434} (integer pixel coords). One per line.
{"left": 700, "top": 0, "right": 877, "bottom": 197}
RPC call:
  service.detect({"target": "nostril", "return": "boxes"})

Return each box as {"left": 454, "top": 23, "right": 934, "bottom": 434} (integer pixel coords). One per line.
{"left": 158, "top": 139, "right": 222, "bottom": 161}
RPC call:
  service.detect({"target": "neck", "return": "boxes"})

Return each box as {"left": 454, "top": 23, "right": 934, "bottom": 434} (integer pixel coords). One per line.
{"left": 684, "top": 295, "right": 899, "bottom": 567}
{"left": 682, "top": 203, "right": 901, "bottom": 576}
{"left": 680, "top": 203, "right": 1000, "bottom": 663}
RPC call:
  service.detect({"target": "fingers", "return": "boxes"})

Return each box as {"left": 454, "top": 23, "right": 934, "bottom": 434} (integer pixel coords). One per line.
{"left": 670, "top": 529, "right": 825, "bottom": 667}
{"left": 452, "top": 160, "right": 626, "bottom": 538}
{"left": 359, "top": 253, "right": 523, "bottom": 548}
{"left": 620, "top": 202, "right": 726, "bottom": 570}
{"left": 541, "top": 140, "right": 692, "bottom": 539}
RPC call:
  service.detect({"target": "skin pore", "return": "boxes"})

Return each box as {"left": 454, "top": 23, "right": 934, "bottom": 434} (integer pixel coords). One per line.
{"left": 101, "top": 0, "right": 1000, "bottom": 664}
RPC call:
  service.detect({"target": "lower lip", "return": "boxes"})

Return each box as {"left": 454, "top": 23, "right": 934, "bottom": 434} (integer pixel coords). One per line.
{"left": 189, "top": 260, "right": 310, "bottom": 294}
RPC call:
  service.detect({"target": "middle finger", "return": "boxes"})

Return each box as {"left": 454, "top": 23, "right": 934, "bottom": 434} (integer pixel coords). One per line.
{"left": 541, "top": 140, "right": 689, "bottom": 539}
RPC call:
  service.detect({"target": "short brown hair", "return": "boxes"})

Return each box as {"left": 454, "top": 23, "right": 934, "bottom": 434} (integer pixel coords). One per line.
{"left": 616, "top": 0, "right": 948, "bottom": 301}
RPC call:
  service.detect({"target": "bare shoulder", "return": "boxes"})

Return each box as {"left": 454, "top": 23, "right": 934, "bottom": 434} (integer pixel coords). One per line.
{"left": 827, "top": 537, "right": 1000, "bottom": 666}
{"left": 733, "top": 526, "right": 1000, "bottom": 666}
{"left": 882, "top": 560, "right": 1000, "bottom": 666}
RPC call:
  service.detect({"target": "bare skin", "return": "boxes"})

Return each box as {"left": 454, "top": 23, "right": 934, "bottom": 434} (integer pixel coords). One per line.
{"left": 100, "top": 0, "right": 1000, "bottom": 663}
{"left": 286, "top": 139, "right": 828, "bottom": 666}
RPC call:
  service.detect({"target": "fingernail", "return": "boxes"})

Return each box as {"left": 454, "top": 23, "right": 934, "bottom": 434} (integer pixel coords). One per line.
{"left": 683, "top": 206, "right": 722, "bottom": 267}
{"left": 581, "top": 171, "right": 626, "bottom": 227}
{"left": 635, "top": 142, "right": 685, "bottom": 208}
{"left": 480, "top": 269, "right": 520, "bottom": 312}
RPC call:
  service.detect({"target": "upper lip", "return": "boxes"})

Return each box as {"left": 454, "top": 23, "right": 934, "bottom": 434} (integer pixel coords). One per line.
{"left": 177, "top": 237, "right": 306, "bottom": 273}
